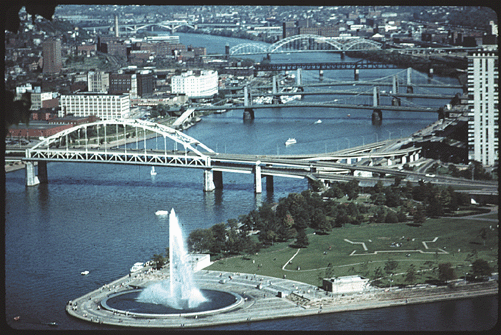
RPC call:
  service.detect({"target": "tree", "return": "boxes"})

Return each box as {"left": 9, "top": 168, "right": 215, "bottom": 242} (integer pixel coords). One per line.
{"left": 384, "top": 259, "right": 398, "bottom": 275}
{"left": 412, "top": 204, "right": 426, "bottom": 225}
{"left": 345, "top": 179, "right": 360, "bottom": 200}
{"left": 210, "top": 223, "right": 227, "bottom": 254}
{"left": 373, "top": 180, "right": 384, "bottom": 194}
{"left": 311, "top": 208, "right": 327, "bottom": 230}
{"left": 397, "top": 209, "right": 408, "bottom": 222}
{"left": 438, "top": 262, "right": 456, "bottom": 283}
{"left": 385, "top": 211, "right": 399, "bottom": 223}
{"left": 372, "top": 193, "right": 386, "bottom": 206}
{"left": 152, "top": 253, "right": 165, "bottom": 270}
{"left": 295, "top": 229, "right": 309, "bottom": 248}
{"left": 471, "top": 259, "right": 491, "bottom": 278}
{"left": 405, "top": 264, "right": 417, "bottom": 285}
{"left": 187, "top": 228, "right": 214, "bottom": 253}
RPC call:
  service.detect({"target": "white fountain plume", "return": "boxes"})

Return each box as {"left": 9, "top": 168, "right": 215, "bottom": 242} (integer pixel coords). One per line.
{"left": 137, "top": 209, "right": 207, "bottom": 309}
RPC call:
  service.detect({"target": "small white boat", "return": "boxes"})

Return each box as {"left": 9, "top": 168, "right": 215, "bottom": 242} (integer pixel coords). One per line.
{"left": 314, "top": 119, "right": 322, "bottom": 124}
{"left": 130, "top": 262, "right": 144, "bottom": 273}
{"left": 81, "top": 271, "right": 89, "bottom": 275}
{"left": 155, "top": 210, "right": 169, "bottom": 216}
{"left": 285, "top": 138, "right": 297, "bottom": 146}
{"left": 150, "top": 166, "right": 157, "bottom": 176}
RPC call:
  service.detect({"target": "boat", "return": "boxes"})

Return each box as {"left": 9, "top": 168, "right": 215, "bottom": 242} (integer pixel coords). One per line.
{"left": 150, "top": 166, "right": 157, "bottom": 176}
{"left": 81, "top": 271, "right": 89, "bottom": 275}
{"left": 285, "top": 138, "right": 297, "bottom": 146}
{"left": 13, "top": 316, "right": 20, "bottom": 321}
{"left": 314, "top": 120, "right": 322, "bottom": 124}
{"left": 155, "top": 210, "right": 169, "bottom": 216}
{"left": 130, "top": 262, "right": 144, "bottom": 273}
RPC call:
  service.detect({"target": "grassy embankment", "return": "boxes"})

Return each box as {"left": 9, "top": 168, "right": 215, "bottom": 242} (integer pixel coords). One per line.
{"left": 207, "top": 206, "right": 498, "bottom": 287}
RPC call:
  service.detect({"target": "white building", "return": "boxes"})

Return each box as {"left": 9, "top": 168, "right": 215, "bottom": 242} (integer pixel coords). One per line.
{"left": 322, "top": 275, "right": 370, "bottom": 294}
{"left": 467, "top": 51, "right": 499, "bottom": 166}
{"left": 59, "top": 93, "right": 130, "bottom": 119}
{"left": 188, "top": 254, "right": 211, "bottom": 272}
{"left": 30, "top": 92, "right": 54, "bottom": 110}
{"left": 87, "top": 71, "right": 110, "bottom": 93}
{"left": 171, "top": 70, "right": 218, "bottom": 98}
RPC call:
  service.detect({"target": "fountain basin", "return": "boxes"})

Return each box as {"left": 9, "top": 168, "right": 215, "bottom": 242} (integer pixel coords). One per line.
{"left": 101, "top": 288, "right": 244, "bottom": 318}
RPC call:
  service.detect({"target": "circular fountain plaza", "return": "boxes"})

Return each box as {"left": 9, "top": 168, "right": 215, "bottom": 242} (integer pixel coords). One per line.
{"left": 66, "top": 268, "right": 332, "bottom": 328}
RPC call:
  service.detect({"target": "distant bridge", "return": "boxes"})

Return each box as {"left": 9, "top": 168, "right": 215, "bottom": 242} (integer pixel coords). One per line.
{"left": 229, "top": 35, "right": 382, "bottom": 56}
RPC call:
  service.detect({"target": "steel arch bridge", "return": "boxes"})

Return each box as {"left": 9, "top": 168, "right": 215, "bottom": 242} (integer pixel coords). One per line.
{"left": 125, "top": 20, "right": 196, "bottom": 33}
{"left": 26, "top": 119, "right": 214, "bottom": 168}
{"left": 229, "top": 35, "right": 382, "bottom": 56}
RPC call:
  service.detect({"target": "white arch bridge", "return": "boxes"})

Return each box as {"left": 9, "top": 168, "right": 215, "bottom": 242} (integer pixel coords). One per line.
{"left": 229, "top": 35, "right": 382, "bottom": 56}
{"left": 23, "top": 119, "right": 424, "bottom": 193}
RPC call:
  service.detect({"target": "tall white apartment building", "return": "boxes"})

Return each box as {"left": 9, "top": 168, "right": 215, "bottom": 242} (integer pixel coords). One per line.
{"left": 88, "top": 71, "right": 110, "bottom": 93}
{"left": 59, "top": 93, "right": 130, "bottom": 120}
{"left": 171, "top": 70, "right": 218, "bottom": 97}
{"left": 467, "top": 51, "right": 498, "bottom": 166}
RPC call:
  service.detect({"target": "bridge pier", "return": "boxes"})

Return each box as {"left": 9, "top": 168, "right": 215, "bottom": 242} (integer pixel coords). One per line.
{"left": 25, "top": 161, "right": 47, "bottom": 186}
{"left": 272, "top": 76, "right": 281, "bottom": 104}
{"left": 296, "top": 68, "right": 302, "bottom": 86}
{"left": 354, "top": 68, "right": 359, "bottom": 81}
{"left": 341, "top": 51, "right": 345, "bottom": 60}
{"left": 243, "top": 108, "right": 255, "bottom": 120}
{"left": 254, "top": 162, "right": 262, "bottom": 194}
{"left": 266, "top": 175, "right": 274, "bottom": 192}
{"left": 406, "top": 67, "right": 414, "bottom": 93}
{"left": 372, "top": 109, "right": 383, "bottom": 125}
{"left": 392, "top": 75, "right": 399, "bottom": 94}
{"left": 214, "top": 170, "right": 223, "bottom": 189}
{"left": 203, "top": 169, "right": 215, "bottom": 192}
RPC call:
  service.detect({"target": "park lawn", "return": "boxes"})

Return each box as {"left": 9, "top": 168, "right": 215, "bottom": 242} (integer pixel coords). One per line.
{"left": 207, "top": 217, "right": 498, "bottom": 287}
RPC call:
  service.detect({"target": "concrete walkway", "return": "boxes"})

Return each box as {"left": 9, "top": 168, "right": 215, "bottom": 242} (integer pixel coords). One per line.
{"left": 66, "top": 268, "right": 498, "bottom": 329}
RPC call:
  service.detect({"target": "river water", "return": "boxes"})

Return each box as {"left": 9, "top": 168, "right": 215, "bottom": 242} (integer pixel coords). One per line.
{"left": 4, "top": 33, "right": 497, "bottom": 331}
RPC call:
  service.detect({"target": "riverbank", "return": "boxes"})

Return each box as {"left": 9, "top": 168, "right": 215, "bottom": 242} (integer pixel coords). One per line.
{"left": 66, "top": 267, "right": 497, "bottom": 329}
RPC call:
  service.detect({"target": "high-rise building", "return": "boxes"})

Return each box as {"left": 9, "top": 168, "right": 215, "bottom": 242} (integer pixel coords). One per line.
{"left": 42, "top": 38, "right": 62, "bottom": 74}
{"left": 59, "top": 93, "right": 130, "bottom": 120}
{"left": 87, "top": 71, "right": 110, "bottom": 93}
{"left": 467, "top": 51, "right": 498, "bottom": 166}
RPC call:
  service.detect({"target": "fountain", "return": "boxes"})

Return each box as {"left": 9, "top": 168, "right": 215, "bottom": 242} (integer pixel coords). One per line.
{"left": 136, "top": 209, "right": 207, "bottom": 309}
{"left": 99, "top": 209, "right": 244, "bottom": 318}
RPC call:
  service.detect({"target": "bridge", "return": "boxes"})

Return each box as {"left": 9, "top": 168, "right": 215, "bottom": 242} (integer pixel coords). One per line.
{"left": 213, "top": 67, "right": 463, "bottom": 121}
{"left": 22, "top": 119, "right": 496, "bottom": 194}
{"left": 82, "top": 20, "right": 197, "bottom": 34}
{"left": 228, "top": 35, "right": 382, "bottom": 56}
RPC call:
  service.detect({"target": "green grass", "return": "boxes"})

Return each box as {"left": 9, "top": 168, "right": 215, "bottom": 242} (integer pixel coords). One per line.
{"left": 207, "top": 217, "right": 498, "bottom": 287}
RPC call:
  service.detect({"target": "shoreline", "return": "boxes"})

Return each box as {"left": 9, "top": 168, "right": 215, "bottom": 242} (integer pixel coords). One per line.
{"left": 66, "top": 268, "right": 497, "bottom": 329}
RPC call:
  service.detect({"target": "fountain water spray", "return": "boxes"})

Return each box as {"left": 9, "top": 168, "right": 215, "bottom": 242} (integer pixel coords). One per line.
{"left": 137, "top": 209, "right": 207, "bottom": 309}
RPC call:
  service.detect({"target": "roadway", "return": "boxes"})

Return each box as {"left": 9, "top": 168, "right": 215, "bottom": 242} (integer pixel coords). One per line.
{"left": 227, "top": 90, "right": 454, "bottom": 100}
{"left": 10, "top": 138, "right": 496, "bottom": 193}
{"left": 193, "top": 102, "right": 437, "bottom": 113}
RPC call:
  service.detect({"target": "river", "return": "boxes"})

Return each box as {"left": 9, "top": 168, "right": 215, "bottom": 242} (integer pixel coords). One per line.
{"left": 4, "top": 32, "right": 497, "bottom": 331}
